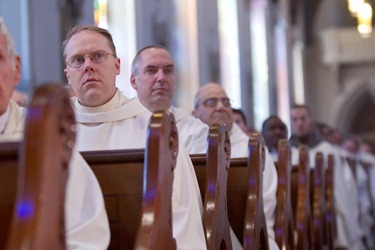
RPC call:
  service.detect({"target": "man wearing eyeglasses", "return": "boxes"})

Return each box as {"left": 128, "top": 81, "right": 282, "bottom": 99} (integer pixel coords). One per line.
{"left": 193, "top": 82, "right": 279, "bottom": 250}
{"left": 63, "top": 26, "right": 207, "bottom": 250}
{"left": 0, "top": 17, "right": 110, "bottom": 249}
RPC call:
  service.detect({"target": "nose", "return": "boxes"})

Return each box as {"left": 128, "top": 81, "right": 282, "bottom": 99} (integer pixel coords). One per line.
{"left": 215, "top": 99, "right": 226, "bottom": 110}
{"left": 156, "top": 69, "right": 166, "bottom": 82}
{"left": 83, "top": 57, "right": 95, "bottom": 72}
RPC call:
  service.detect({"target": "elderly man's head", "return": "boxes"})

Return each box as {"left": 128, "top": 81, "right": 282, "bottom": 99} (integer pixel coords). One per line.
{"left": 193, "top": 83, "right": 234, "bottom": 130}
{"left": 0, "top": 17, "right": 22, "bottom": 115}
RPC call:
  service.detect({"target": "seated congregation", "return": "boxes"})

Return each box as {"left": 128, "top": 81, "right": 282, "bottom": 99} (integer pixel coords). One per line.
{"left": 1, "top": 16, "right": 374, "bottom": 250}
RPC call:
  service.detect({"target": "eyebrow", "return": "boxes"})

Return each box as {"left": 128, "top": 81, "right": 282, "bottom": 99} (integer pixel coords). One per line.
{"left": 144, "top": 64, "right": 174, "bottom": 69}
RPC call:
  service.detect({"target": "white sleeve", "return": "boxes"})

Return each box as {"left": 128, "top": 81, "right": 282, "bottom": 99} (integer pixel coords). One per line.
{"left": 264, "top": 149, "right": 279, "bottom": 250}
{"left": 172, "top": 143, "right": 207, "bottom": 250}
{"left": 65, "top": 150, "right": 110, "bottom": 250}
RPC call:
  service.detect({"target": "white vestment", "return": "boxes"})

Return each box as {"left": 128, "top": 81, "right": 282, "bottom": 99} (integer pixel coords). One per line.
{"left": 0, "top": 100, "right": 110, "bottom": 250}
{"left": 355, "top": 152, "right": 375, "bottom": 249}
{"left": 291, "top": 142, "right": 364, "bottom": 249}
{"left": 71, "top": 91, "right": 207, "bottom": 250}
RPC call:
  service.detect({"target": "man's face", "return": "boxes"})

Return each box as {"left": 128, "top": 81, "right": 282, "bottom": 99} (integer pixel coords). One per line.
{"left": 64, "top": 30, "right": 120, "bottom": 107}
{"left": 193, "top": 83, "right": 233, "bottom": 130}
{"left": 262, "top": 117, "right": 287, "bottom": 149}
{"left": 291, "top": 107, "right": 312, "bottom": 137}
{"left": 233, "top": 112, "right": 249, "bottom": 134}
{"left": 0, "top": 34, "right": 21, "bottom": 115}
{"left": 130, "top": 48, "right": 175, "bottom": 112}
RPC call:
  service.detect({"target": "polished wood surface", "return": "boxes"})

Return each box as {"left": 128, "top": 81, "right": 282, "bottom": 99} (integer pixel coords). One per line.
{"left": 82, "top": 111, "right": 177, "bottom": 250}
{"left": 3, "top": 84, "right": 74, "bottom": 250}
{"left": 274, "top": 139, "right": 295, "bottom": 250}
{"left": 243, "top": 132, "right": 269, "bottom": 250}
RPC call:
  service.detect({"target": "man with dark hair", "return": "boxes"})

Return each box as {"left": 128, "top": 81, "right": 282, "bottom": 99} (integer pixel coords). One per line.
{"left": 261, "top": 115, "right": 288, "bottom": 161}
{"left": 290, "top": 104, "right": 364, "bottom": 249}
{"left": 232, "top": 108, "right": 251, "bottom": 136}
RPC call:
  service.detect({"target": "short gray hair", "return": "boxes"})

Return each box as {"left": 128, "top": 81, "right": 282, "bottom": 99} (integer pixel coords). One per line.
{"left": 131, "top": 44, "right": 171, "bottom": 75}
{"left": 0, "top": 16, "right": 17, "bottom": 58}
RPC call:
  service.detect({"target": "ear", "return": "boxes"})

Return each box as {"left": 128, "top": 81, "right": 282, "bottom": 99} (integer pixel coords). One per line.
{"left": 63, "top": 68, "right": 71, "bottom": 84}
{"left": 130, "top": 73, "right": 137, "bottom": 90}
{"left": 115, "top": 58, "right": 121, "bottom": 75}
{"left": 192, "top": 110, "right": 196, "bottom": 117}
{"left": 13, "top": 55, "right": 22, "bottom": 84}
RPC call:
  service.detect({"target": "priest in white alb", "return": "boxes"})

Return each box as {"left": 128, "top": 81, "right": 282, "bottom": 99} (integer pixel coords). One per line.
{"left": 63, "top": 26, "right": 206, "bottom": 250}
{"left": 0, "top": 16, "right": 110, "bottom": 250}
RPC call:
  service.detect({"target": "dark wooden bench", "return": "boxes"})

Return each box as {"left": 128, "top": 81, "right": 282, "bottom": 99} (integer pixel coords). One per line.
{"left": 192, "top": 132, "right": 270, "bottom": 249}
{"left": 1, "top": 83, "right": 75, "bottom": 249}
{"left": 310, "top": 152, "right": 325, "bottom": 249}
{"left": 325, "top": 154, "right": 335, "bottom": 250}
{"left": 291, "top": 146, "right": 312, "bottom": 249}
{"left": 274, "top": 139, "right": 295, "bottom": 250}
{"left": 82, "top": 111, "right": 177, "bottom": 250}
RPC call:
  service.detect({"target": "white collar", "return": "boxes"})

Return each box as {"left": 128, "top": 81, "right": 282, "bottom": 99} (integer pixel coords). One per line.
{"left": 0, "top": 104, "right": 10, "bottom": 134}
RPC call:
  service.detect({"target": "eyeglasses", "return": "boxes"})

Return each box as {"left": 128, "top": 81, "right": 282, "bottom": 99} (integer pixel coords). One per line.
{"left": 66, "top": 51, "right": 116, "bottom": 68}
{"left": 202, "top": 97, "right": 231, "bottom": 108}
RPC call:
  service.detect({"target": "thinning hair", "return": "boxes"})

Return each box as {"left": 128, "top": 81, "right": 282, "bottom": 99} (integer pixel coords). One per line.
{"left": 0, "top": 16, "right": 17, "bottom": 59}
{"left": 62, "top": 25, "right": 117, "bottom": 61}
{"left": 291, "top": 103, "right": 311, "bottom": 115}
{"left": 131, "top": 44, "right": 171, "bottom": 75}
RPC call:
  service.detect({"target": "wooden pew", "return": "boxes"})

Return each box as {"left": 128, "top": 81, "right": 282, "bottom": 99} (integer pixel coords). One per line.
{"left": 0, "top": 84, "right": 75, "bottom": 249}
{"left": 291, "top": 146, "right": 312, "bottom": 250}
{"left": 201, "top": 123, "right": 232, "bottom": 249}
{"left": 325, "top": 154, "right": 335, "bottom": 250}
{"left": 82, "top": 111, "right": 177, "bottom": 250}
{"left": 274, "top": 139, "right": 295, "bottom": 250}
{"left": 243, "top": 132, "right": 270, "bottom": 250}
{"left": 310, "top": 153, "right": 325, "bottom": 249}
{"left": 192, "top": 132, "right": 270, "bottom": 249}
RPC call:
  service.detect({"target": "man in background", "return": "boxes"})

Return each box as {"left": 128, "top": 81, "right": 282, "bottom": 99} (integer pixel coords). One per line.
{"left": 261, "top": 115, "right": 288, "bottom": 162}
{"left": 290, "top": 104, "right": 364, "bottom": 249}
{"left": 193, "top": 82, "right": 279, "bottom": 250}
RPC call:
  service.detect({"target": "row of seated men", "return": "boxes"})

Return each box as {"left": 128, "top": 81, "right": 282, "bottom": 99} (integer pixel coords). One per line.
{"left": 258, "top": 110, "right": 375, "bottom": 249}
{"left": 0, "top": 15, "right": 371, "bottom": 249}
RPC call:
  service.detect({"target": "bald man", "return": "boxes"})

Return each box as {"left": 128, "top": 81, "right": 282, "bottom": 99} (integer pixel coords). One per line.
{"left": 193, "top": 82, "right": 279, "bottom": 250}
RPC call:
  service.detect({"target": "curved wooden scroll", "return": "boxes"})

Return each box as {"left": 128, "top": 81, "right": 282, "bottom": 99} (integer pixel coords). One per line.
{"left": 243, "top": 132, "right": 269, "bottom": 250}
{"left": 203, "top": 123, "right": 232, "bottom": 249}
{"left": 274, "top": 139, "right": 295, "bottom": 250}
{"left": 293, "top": 146, "right": 312, "bottom": 250}
{"left": 134, "top": 111, "right": 178, "bottom": 250}
{"left": 325, "top": 154, "right": 335, "bottom": 250}
{"left": 310, "top": 153, "right": 325, "bottom": 249}
{"left": 6, "top": 83, "right": 75, "bottom": 250}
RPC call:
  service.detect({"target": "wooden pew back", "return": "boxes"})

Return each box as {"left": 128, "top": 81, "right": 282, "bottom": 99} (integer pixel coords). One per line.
{"left": 243, "top": 132, "right": 269, "bottom": 250}
{"left": 325, "top": 154, "right": 335, "bottom": 250}
{"left": 310, "top": 153, "right": 325, "bottom": 249}
{"left": 1, "top": 84, "right": 75, "bottom": 249}
{"left": 192, "top": 132, "right": 270, "bottom": 249}
{"left": 274, "top": 139, "right": 295, "bottom": 250}
{"left": 291, "top": 146, "right": 312, "bottom": 249}
{"left": 202, "top": 123, "right": 232, "bottom": 249}
{"left": 82, "top": 111, "right": 177, "bottom": 250}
